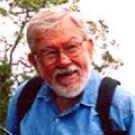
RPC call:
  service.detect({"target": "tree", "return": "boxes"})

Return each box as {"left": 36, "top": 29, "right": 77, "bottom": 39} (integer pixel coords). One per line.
{"left": 87, "top": 20, "right": 123, "bottom": 74}
{"left": 0, "top": 0, "right": 123, "bottom": 127}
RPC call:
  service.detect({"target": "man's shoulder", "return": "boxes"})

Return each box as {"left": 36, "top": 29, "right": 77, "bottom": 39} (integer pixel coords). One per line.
{"left": 11, "top": 81, "right": 29, "bottom": 103}
{"left": 113, "top": 85, "right": 135, "bottom": 103}
{"left": 9, "top": 81, "right": 28, "bottom": 107}
{"left": 11, "top": 77, "right": 47, "bottom": 104}
{"left": 90, "top": 70, "right": 135, "bottom": 111}
{"left": 111, "top": 85, "right": 135, "bottom": 113}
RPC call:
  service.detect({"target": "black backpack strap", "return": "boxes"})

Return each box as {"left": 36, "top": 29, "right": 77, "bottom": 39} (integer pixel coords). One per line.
{"left": 17, "top": 76, "right": 44, "bottom": 124}
{"left": 96, "top": 77, "right": 127, "bottom": 135}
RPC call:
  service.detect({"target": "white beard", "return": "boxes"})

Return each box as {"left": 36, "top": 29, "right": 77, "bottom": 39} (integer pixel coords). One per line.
{"left": 48, "top": 51, "right": 92, "bottom": 98}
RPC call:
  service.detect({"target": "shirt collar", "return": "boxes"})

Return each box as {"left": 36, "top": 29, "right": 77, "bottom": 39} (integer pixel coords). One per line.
{"left": 37, "top": 82, "right": 55, "bottom": 102}
{"left": 80, "top": 70, "right": 102, "bottom": 107}
{"left": 37, "top": 70, "right": 102, "bottom": 106}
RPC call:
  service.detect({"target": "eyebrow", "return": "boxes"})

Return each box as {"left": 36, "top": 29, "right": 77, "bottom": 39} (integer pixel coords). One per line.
{"left": 39, "top": 36, "right": 83, "bottom": 49}
{"left": 67, "top": 36, "right": 83, "bottom": 42}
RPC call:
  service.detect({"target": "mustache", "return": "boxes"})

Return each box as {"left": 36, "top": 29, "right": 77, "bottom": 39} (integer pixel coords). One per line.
{"left": 53, "top": 65, "right": 80, "bottom": 78}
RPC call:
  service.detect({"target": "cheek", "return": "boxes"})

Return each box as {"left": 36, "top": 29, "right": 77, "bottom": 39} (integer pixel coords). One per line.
{"left": 38, "top": 62, "right": 55, "bottom": 84}
{"left": 72, "top": 54, "right": 91, "bottom": 70}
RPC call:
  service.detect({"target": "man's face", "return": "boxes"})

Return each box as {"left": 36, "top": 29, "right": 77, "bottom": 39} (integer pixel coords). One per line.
{"left": 28, "top": 19, "right": 93, "bottom": 97}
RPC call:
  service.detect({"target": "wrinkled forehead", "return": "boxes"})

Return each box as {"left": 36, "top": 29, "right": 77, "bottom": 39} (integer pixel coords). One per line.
{"left": 27, "top": 17, "right": 85, "bottom": 45}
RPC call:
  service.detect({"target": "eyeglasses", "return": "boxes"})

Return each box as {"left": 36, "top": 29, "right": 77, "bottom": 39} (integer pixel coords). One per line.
{"left": 0, "top": 126, "right": 14, "bottom": 135}
{"left": 33, "top": 40, "right": 86, "bottom": 66}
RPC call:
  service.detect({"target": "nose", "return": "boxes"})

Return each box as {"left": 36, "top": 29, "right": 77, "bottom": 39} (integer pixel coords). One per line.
{"left": 56, "top": 51, "right": 72, "bottom": 68}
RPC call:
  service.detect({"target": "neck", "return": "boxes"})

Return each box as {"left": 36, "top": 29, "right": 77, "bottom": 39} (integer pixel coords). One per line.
{"left": 55, "top": 95, "right": 81, "bottom": 113}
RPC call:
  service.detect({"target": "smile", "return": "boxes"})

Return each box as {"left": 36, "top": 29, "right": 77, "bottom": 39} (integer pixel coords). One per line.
{"left": 56, "top": 70, "right": 78, "bottom": 79}
{"left": 54, "top": 70, "right": 79, "bottom": 85}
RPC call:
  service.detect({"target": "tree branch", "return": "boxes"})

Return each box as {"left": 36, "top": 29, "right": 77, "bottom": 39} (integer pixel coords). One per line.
{"left": 9, "top": 11, "right": 29, "bottom": 66}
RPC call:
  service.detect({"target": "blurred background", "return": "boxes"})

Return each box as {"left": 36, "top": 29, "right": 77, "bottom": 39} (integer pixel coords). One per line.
{"left": 80, "top": 0, "right": 135, "bottom": 91}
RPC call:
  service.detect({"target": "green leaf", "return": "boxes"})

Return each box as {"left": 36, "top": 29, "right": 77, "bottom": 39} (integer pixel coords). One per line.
{"left": 48, "top": 0, "right": 67, "bottom": 5}
{"left": 102, "top": 51, "right": 114, "bottom": 63}
{"left": 14, "top": 0, "right": 41, "bottom": 11}
{"left": 0, "top": 7, "right": 7, "bottom": 16}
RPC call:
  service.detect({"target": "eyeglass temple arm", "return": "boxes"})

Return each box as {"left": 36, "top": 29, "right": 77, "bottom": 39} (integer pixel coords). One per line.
{"left": 0, "top": 126, "right": 14, "bottom": 135}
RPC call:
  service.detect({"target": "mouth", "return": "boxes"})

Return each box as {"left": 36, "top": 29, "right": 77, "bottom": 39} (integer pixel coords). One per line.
{"left": 56, "top": 70, "right": 78, "bottom": 78}
{"left": 55, "top": 70, "right": 79, "bottom": 85}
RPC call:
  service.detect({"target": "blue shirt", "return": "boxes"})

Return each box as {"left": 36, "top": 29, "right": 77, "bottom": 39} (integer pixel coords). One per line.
{"left": 6, "top": 70, "right": 135, "bottom": 135}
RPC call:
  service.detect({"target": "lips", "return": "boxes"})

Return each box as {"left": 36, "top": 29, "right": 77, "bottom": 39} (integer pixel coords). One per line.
{"left": 55, "top": 70, "right": 79, "bottom": 85}
{"left": 56, "top": 70, "right": 77, "bottom": 78}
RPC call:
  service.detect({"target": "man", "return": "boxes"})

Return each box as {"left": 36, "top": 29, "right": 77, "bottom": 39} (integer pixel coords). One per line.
{"left": 6, "top": 5, "right": 135, "bottom": 135}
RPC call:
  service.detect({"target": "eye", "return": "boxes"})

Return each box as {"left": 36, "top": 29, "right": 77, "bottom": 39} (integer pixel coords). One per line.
{"left": 43, "top": 50, "right": 57, "bottom": 58}
{"left": 38, "top": 49, "right": 56, "bottom": 58}
{"left": 65, "top": 44, "right": 79, "bottom": 53}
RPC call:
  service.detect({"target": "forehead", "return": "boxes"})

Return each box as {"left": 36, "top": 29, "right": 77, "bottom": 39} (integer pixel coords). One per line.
{"left": 33, "top": 19, "right": 84, "bottom": 47}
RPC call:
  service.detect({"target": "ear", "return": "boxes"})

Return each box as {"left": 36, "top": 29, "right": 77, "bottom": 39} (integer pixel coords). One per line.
{"left": 28, "top": 53, "right": 39, "bottom": 72}
{"left": 87, "top": 38, "right": 94, "bottom": 57}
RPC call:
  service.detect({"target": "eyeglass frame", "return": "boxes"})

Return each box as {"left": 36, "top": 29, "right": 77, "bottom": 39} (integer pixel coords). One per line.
{"left": 0, "top": 125, "right": 14, "bottom": 135}
{"left": 32, "top": 39, "right": 88, "bottom": 66}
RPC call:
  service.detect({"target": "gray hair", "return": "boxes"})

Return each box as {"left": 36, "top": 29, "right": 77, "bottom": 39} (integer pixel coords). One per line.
{"left": 27, "top": 6, "right": 89, "bottom": 52}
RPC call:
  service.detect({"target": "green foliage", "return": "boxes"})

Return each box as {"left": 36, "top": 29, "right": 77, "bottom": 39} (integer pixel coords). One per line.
{"left": 48, "top": 0, "right": 67, "bottom": 5}
{"left": 13, "top": 0, "right": 42, "bottom": 11}
{"left": 102, "top": 51, "right": 114, "bottom": 63}
{"left": 0, "top": 7, "right": 7, "bottom": 15}
{"left": 11, "top": 0, "right": 68, "bottom": 11}
{"left": 0, "top": 60, "right": 13, "bottom": 126}
{"left": 87, "top": 20, "right": 123, "bottom": 74}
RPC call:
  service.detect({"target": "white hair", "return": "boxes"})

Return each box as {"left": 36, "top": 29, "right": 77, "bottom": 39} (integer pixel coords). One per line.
{"left": 27, "top": 5, "right": 89, "bottom": 52}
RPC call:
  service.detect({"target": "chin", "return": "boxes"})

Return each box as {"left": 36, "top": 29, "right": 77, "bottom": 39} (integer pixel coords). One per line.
{"left": 49, "top": 69, "right": 91, "bottom": 98}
